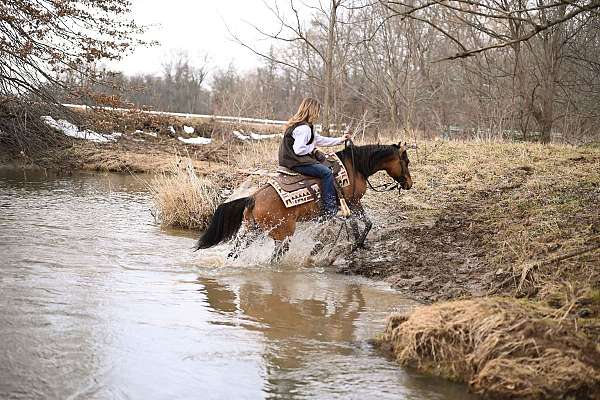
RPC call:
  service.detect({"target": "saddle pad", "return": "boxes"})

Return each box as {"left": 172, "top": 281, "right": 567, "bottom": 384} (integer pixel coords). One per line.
{"left": 268, "top": 153, "right": 350, "bottom": 208}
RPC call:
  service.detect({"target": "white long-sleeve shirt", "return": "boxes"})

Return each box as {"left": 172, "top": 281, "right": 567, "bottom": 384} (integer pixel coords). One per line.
{"left": 292, "top": 125, "right": 344, "bottom": 156}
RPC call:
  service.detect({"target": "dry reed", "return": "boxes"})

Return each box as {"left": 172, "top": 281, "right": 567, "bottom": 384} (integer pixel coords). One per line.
{"left": 149, "top": 157, "right": 220, "bottom": 230}
{"left": 379, "top": 297, "right": 600, "bottom": 399}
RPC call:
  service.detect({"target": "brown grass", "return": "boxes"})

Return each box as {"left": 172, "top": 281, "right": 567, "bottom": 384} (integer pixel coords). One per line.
{"left": 378, "top": 297, "right": 600, "bottom": 399}
{"left": 149, "top": 157, "right": 221, "bottom": 230}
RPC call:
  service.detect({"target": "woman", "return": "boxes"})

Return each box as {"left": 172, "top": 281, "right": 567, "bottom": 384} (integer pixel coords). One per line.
{"left": 278, "top": 97, "right": 352, "bottom": 218}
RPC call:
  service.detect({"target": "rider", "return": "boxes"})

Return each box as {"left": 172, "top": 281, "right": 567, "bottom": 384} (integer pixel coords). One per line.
{"left": 278, "top": 97, "right": 352, "bottom": 218}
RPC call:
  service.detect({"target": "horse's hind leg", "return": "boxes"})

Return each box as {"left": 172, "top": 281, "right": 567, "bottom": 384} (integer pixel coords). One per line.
{"left": 228, "top": 206, "right": 259, "bottom": 259}
{"left": 227, "top": 227, "right": 259, "bottom": 259}
{"left": 270, "top": 238, "right": 290, "bottom": 264}
{"left": 267, "top": 219, "right": 296, "bottom": 264}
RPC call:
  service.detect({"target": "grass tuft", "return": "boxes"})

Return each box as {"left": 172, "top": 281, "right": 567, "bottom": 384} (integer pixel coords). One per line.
{"left": 149, "top": 157, "right": 220, "bottom": 230}
{"left": 378, "top": 297, "right": 600, "bottom": 399}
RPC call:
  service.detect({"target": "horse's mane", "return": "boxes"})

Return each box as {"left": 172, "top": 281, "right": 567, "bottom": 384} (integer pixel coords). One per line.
{"left": 336, "top": 144, "right": 398, "bottom": 178}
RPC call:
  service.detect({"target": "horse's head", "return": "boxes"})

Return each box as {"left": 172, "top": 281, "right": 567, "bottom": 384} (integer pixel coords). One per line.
{"left": 383, "top": 142, "right": 413, "bottom": 190}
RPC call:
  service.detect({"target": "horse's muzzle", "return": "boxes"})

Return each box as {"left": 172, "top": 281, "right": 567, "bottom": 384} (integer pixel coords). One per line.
{"left": 397, "top": 176, "right": 413, "bottom": 190}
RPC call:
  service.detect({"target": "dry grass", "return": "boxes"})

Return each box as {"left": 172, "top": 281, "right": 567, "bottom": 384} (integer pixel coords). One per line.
{"left": 378, "top": 297, "right": 600, "bottom": 399}
{"left": 149, "top": 156, "right": 221, "bottom": 230}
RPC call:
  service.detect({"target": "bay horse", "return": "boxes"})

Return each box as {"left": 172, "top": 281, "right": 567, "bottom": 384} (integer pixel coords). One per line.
{"left": 195, "top": 142, "right": 413, "bottom": 262}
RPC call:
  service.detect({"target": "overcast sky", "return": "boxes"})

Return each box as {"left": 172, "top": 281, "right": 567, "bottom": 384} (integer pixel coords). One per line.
{"left": 113, "top": 0, "right": 289, "bottom": 77}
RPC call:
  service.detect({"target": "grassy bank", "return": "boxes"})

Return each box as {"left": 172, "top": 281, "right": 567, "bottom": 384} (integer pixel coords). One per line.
{"left": 356, "top": 140, "right": 600, "bottom": 398}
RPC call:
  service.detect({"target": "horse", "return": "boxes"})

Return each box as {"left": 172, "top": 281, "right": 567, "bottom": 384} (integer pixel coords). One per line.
{"left": 195, "top": 142, "right": 413, "bottom": 262}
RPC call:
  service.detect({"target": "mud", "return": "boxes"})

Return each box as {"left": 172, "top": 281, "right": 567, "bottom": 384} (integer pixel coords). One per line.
{"left": 341, "top": 193, "right": 496, "bottom": 303}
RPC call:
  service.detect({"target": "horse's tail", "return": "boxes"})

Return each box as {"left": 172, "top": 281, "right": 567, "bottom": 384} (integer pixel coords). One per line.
{"left": 195, "top": 196, "right": 255, "bottom": 250}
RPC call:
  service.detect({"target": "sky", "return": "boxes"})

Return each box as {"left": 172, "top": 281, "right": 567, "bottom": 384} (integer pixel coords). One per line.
{"left": 112, "top": 0, "right": 287, "bottom": 77}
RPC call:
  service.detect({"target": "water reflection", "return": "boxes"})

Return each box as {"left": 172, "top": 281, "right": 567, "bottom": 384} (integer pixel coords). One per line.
{"left": 198, "top": 272, "right": 477, "bottom": 400}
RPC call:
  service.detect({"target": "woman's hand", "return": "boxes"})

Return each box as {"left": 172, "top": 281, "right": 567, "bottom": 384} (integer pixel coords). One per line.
{"left": 342, "top": 132, "right": 353, "bottom": 140}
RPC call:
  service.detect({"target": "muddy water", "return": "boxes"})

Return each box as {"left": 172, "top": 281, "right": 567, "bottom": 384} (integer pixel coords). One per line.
{"left": 0, "top": 170, "right": 476, "bottom": 400}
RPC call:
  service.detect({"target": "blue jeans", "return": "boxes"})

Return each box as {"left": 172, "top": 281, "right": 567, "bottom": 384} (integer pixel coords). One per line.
{"left": 293, "top": 163, "right": 338, "bottom": 215}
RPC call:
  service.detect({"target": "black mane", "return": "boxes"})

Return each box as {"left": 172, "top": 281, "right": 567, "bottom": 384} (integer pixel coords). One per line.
{"left": 336, "top": 144, "right": 399, "bottom": 178}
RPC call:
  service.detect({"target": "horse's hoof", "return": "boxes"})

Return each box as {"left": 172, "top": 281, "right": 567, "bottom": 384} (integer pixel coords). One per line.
{"left": 350, "top": 243, "right": 369, "bottom": 252}
{"left": 310, "top": 242, "right": 324, "bottom": 256}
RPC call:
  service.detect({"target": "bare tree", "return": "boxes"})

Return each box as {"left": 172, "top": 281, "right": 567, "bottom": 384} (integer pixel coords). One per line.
{"left": 229, "top": 0, "right": 366, "bottom": 132}
{"left": 0, "top": 0, "right": 146, "bottom": 101}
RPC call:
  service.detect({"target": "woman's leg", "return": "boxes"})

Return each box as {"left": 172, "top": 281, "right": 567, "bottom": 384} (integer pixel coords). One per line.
{"left": 293, "top": 163, "right": 338, "bottom": 216}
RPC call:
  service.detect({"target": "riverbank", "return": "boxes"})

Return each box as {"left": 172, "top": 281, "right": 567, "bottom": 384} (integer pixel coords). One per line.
{"left": 4, "top": 118, "right": 599, "bottom": 313}
{"left": 7, "top": 130, "right": 598, "bottom": 304}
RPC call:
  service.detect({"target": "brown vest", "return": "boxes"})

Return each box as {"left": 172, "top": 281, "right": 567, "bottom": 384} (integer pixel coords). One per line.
{"left": 278, "top": 122, "right": 317, "bottom": 169}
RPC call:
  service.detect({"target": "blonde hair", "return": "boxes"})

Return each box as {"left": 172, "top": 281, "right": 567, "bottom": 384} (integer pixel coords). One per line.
{"left": 285, "top": 97, "right": 321, "bottom": 131}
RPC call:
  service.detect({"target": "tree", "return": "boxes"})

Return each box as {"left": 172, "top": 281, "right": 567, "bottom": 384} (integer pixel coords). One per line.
{"left": 0, "top": 0, "right": 146, "bottom": 101}
{"left": 230, "top": 0, "right": 365, "bottom": 132}
{"left": 380, "top": 0, "right": 600, "bottom": 142}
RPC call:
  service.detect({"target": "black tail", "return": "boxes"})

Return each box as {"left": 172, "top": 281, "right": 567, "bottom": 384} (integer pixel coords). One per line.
{"left": 195, "top": 196, "right": 254, "bottom": 250}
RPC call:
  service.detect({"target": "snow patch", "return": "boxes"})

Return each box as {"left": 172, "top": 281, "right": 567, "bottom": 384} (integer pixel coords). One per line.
{"left": 42, "top": 116, "right": 118, "bottom": 143}
{"left": 178, "top": 136, "right": 212, "bottom": 145}
{"left": 104, "top": 132, "right": 123, "bottom": 141}
{"left": 249, "top": 132, "right": 282, "bottom": 140}
{"left": 183, "top": 125, "right": 195, "bottom": 134}
{"left": 133, "top": 129, "right": 157, "bottom": 138}
{"left": 233, "top": 130, "right": 282, "bottom": 141}
{"left": 233, "top": 130, "right": 250, "bottom": 141}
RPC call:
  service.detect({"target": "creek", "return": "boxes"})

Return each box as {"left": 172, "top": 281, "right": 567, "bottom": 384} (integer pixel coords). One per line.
{"left": 0, "top": 170, "right": 476, "bottom": 399}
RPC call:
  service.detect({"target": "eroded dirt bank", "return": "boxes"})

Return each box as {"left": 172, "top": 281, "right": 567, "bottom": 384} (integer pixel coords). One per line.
{"left": 346, "top": 142, "right": 599, "bottom": 313}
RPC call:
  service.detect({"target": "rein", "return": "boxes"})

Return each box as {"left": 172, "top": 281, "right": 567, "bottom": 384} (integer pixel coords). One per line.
{"left": 366, "top": 177, "right": 399, "bottom": 192}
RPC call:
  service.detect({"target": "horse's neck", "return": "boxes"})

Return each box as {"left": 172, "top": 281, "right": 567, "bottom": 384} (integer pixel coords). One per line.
{"left": 344, "top": 150, "right": 390, "bottom": 201}
{"left": 352, "top": 154, "right": 387, "bottom": 179}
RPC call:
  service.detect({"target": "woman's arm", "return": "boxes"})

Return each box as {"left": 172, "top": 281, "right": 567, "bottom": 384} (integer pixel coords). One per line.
{"left": 314, "top": 132, "right": 349, "bottom": 147}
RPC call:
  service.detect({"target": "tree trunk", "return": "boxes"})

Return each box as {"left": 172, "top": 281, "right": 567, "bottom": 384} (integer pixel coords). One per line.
{"left": 539, "top": 80, "right": 555, "bottom": 143}
{"left": 323, "top": 0, "right": 338, "bottom": 134}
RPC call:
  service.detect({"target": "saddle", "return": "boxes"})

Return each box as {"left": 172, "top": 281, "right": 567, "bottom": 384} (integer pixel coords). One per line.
{"left": 268, "top": 153, "right": 350, "bottom": 208}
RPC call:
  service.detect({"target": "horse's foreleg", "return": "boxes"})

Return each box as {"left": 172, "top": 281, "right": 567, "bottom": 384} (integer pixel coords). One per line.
{"left": 351, "top": 204, "right": 372, "bottom": 250}
{"left": 270, "top": 237, "right": 290, "bottom": 264}
{"left": 357, "top": 214, "right": 373, "bottom": 249}
{"left": 349, "top": 217, "right": 361, "bottom": 243}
